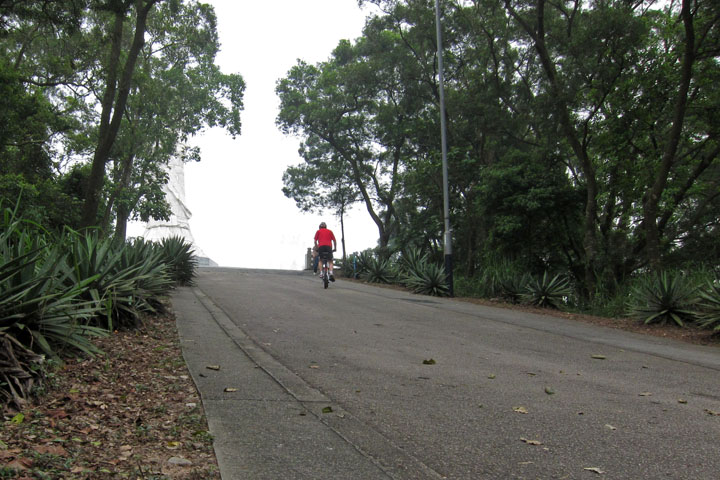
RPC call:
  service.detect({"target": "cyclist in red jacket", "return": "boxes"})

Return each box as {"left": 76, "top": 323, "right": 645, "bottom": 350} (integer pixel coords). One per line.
{"left": 314, "top": 222, "right": 337, "bottom": 282}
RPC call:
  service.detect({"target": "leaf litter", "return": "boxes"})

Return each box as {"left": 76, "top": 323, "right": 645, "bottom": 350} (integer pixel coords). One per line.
{"left": 0, "top": 312, "right": 221, "bottom": 479}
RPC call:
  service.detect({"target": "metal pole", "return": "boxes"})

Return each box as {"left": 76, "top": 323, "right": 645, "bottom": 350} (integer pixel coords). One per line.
{"left": 435, "top": 0, "right": 453, "bottom": 297}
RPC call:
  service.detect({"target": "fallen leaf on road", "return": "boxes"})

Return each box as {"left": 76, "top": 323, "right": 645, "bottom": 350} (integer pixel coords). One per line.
{"left": 584, "top": 467, "right": 605, "bottom": 474}
{"left": 591, "top": 355, "right": 606, "bottom": 360}
{"left": 678, "top": 399, "right": 687, "bottom": 404}
{"left": 224, "top": 387, "right": 238, "bottom": 392}
{"left": 206, "top": 365, "right": 220, "bottom": 371}
{"left": 638, "top": 392, "right": 653, "bottom": 397}
{"left": 488, "top": 374, "right": 496, "bottom": 379}
{"left": 322, "top": 406, "right": 333, "bottom": 413}
{"left": 423, "top": 359, "right": 436, "bottom": 365}
{"left": 544, "top": 386, "right": 555, "bottom": 395}
{"left": 309, "top": 365, "right": 319, "bottom": 369}
{"left": 705, "top": 409, "right": 720, "bottom": 416}
{"left": 520, "top": 437, "right": 542, "bottom": 445}
{"left": 605, "top": 424, "right": 616, "bottom": 431}
{"left": 513, "top": 406, "right": 529, "bottom": 414}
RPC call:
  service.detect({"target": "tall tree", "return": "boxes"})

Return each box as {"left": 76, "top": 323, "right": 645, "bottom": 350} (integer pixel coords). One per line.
{"left": 80, "top": 0, "right": 162, "bottom": 228}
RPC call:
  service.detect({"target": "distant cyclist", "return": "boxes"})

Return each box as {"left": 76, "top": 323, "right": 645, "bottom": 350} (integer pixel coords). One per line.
{"left": 314, "top": 222, "right": 337, "bottom": 282}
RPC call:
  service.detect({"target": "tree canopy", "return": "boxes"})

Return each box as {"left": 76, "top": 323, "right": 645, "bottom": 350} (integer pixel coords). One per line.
{"left": 0, "top": 0, "right": 245, "bottom": 237}
{"left": 277, "top": 0, "right": 719, "bottom": 294}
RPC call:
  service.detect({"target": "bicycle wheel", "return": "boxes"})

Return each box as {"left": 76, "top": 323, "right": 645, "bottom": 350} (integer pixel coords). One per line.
{"left": 323, "top": 263, "right": 329, "bottom": 289}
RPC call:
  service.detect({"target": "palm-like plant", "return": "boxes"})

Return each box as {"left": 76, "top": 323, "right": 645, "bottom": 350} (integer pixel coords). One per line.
{"left": 627, "top": 271, "right": 698, "bottom": 327}
{"left": 521, "top": 272, "right": 572, "bottom": 309}
{"left": 696, "top": 281, "right": 720, "bottom": 332}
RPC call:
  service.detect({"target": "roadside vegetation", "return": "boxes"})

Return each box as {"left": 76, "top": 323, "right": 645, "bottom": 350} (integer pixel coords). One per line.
{"left": 339, "top": 247, "right": 720, "bottom": 340}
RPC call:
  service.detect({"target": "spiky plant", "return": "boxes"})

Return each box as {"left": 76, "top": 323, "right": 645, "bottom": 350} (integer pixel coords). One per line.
{"left": 498, "top": 272, "right": 532, "bottom": 304}
{"left": 158, "top": 236, "right": 197, "bottom": 286}
{"left": 398, "top": 246, "right": 429, "bottom": 280}
{"left": 363, "top": 255, "right": 397, "bottom": 284}
{"left": 696, "top": 281, "right": 720, "bottom": 332}
{"left": 627, "top": 271, "right": 698, "bottom": 327}
{"left": 404, "top": 261, "right": 450, "bottom": 297}
{"left": 521, "top": 272, "right": 572, "bottom": 309}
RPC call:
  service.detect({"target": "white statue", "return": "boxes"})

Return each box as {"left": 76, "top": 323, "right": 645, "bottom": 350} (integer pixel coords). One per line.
{"left": 143, "top": 157, "right": 215, "bottom": 265}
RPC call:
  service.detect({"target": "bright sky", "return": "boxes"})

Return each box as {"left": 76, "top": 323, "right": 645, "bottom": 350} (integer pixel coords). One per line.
{"left": 130, "top": 0, "right": 380, "bottom": 269}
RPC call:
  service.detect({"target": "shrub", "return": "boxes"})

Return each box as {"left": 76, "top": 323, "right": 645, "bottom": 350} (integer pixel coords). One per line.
{"left": 626, "top": 271, "right": 698, "bottom": 327}
{"left": 158, "top": 236, "right": 197, "bottom": 286}
{"left": 498, "top": 272, "right": 532, "bottom": 304}
{"left": 363, "top": 255, "right": 396, "bottom": 284}
{"left": 404, "top": 261, "right": 450, "bottom": 297}
{"left": 696, "top": 280, "right": 720, "bottom": 332}
{"left": 521, "top": 272, "right": 572, "bottom": 309}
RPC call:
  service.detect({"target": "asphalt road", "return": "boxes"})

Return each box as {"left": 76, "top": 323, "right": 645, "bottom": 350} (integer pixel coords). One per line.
{"left": 172, "top": 267, "right": 720, "bottom": 480}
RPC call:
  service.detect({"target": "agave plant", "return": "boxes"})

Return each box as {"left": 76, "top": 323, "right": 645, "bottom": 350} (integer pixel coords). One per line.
{"left": 158, "top": 236, "right": 197, "bottom": 286}
{"left": 404, "top": 261, "right": 450, "bottom": 297}
{"left": 521, "top": 272, "right": 572, "bottom": 309}
{"left": 498, "top": 271, "right": 532, "bottom": 304}
{"left": 627, "top": 271, "right": 698, "bottom": 327}
{"left": 696, "top": 280, "right": 720, "bottom": 332}
{"left": 363, "top": 255, "right": 397, "bottom": 284}
{"left": 397, "top": 246, "right": 429, "bottom": 280}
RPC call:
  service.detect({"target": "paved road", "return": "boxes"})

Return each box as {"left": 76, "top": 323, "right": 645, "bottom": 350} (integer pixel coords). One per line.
{"left": 171, "top": 267, "right": 720, "bottom": 480}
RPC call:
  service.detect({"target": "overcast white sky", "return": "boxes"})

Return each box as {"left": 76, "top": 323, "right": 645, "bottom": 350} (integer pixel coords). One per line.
{"left": 130, "top": 0, "right": 380, "bottom": 269}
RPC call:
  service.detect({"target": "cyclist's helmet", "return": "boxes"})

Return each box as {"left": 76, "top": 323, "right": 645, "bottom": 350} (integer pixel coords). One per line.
{"left": 319, "top": 222, "right": 326, "bottom": 228}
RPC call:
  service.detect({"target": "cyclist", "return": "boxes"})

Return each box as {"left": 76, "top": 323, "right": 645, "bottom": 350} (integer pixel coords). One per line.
{"left": 314, "top": 222, "right": 337, "bottom": 282}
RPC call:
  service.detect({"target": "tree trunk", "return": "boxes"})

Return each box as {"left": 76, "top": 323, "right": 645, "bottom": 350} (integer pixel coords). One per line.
{"left": 80, "top": 0, "right": 160, "bottom": 229}
{"left": 505, "top": 0, "right": 599, "bottom": 295}
{"left": 642, "top": 0, "right": 695, "bottom": 271}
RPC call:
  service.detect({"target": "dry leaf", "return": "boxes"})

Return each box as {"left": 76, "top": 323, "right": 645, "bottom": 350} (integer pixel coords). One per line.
{"left": 638, "top": 392, "right": 652, "bottom": 397}
{"left": 520, "top": 437, "right": 543, "bottom": 445}
{"left": 544, "top": 386, "right": 555, "bottom": 395}
{"left": 206, "top": 365, "right": 220, "bottom": 371}
{"left": 605, "top": 424, "right": 617, "bottom": 431}
{"left": 33, "top": 445, "right": 67, "bottom": 456}
{"left": 309, "top": 365, "right": 319, "bottom": 369}
{"left": 488, "top": 374, "right": 496, "bottom": 379}
{"left": 584, "top": 467, "right": 605, "bottom": 474}
{"left": 705, "top": 409, "right": 720, "bottom": 416}
{"left": 591, "top": 355, "right": 606, "bottom": 360}
{"left": 423, "top": 359, "right": 436, "bottom": 365}
{"left": 678, "top": 399, "right": 687, "bottom": 404}
{"left": 224, "top": 387, "right": 238, "bottom": 392}
{"left": 513, "top": 406, "right": 529, "bottom": 414}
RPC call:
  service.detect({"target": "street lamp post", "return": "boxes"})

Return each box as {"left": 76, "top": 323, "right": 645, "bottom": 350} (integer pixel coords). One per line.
{"left": 435, "top": 0, "right": 453, "bottom": 296}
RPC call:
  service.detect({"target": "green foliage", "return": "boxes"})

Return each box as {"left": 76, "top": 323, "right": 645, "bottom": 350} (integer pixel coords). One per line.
{"left": 626, "top": 272, "right": 699, "bottom": 327}
{"left": 363, "top": 255, "right": 397, "bottom": 284}
{"left": 521, "top": 272, "right": 572, "bottom": 309}
{"left": 499, "top": 272, "right": 532, "bottom": 305}
{"left": 158, "top": 236, "right": 197, "bottom": 286}
{"left": 696, "top": 281, "right": 720, "bottom": 332}
{"left": 0, "top": 210, "right": 106, "bottom": 360}
{"left": 403, "top": 261, "right": 450, "bottom": 297}
{"left": 397, "top": 246, "right": 429, "bottom": 279}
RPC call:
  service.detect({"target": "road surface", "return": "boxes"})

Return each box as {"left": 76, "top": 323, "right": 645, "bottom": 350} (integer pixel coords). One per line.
{"left": 172, "top": 267, "right": 720, "bottom": 479}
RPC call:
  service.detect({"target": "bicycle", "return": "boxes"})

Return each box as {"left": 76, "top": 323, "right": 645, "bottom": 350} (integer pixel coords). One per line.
{"left": 319, "top": 250, "right": 335, "bottom": 289}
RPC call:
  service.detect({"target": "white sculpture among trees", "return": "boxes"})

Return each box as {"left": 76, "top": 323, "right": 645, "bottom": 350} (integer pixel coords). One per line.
{"left": 143, "top": 157, "right": 216, "bottom": 266}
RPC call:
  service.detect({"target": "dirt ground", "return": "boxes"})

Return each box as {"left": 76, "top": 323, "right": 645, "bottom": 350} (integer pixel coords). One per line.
{"left": 1, "top": 283, "right": 717, "bottom": 479}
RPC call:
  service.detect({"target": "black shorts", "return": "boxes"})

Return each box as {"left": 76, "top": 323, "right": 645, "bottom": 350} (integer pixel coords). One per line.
{"left": 318, "top": 245, "right": 333, "bottom": 261}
